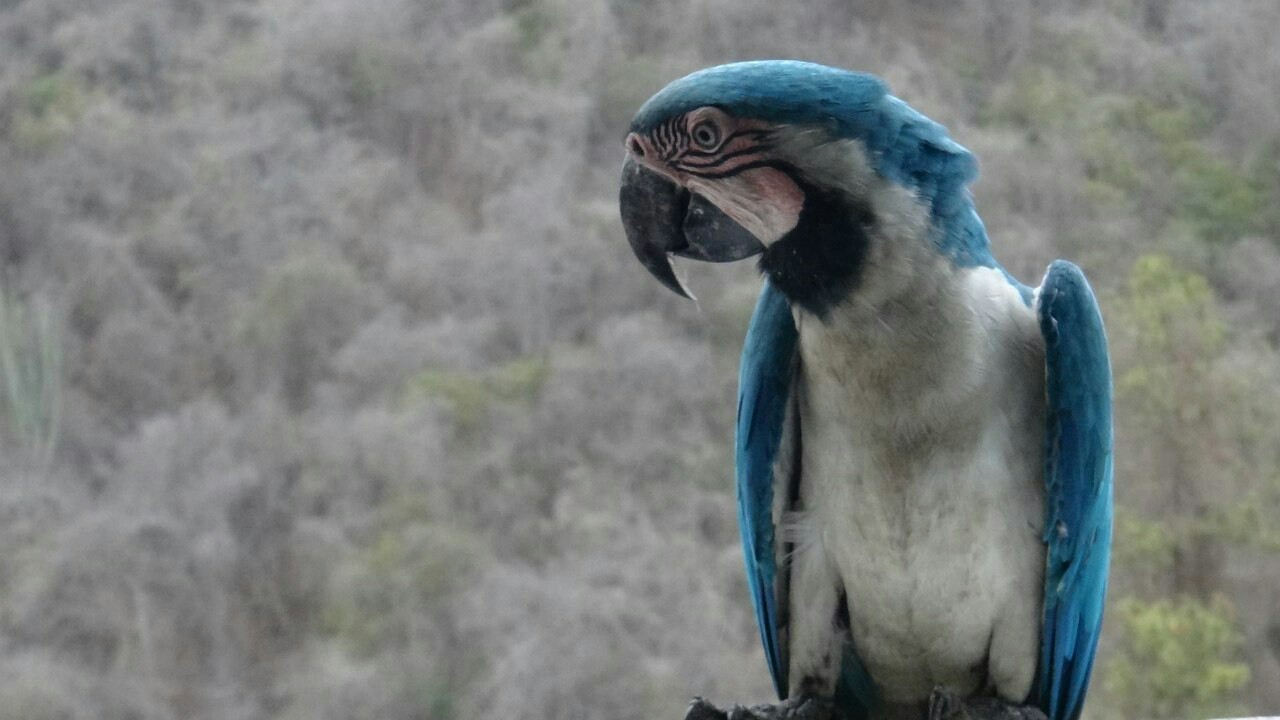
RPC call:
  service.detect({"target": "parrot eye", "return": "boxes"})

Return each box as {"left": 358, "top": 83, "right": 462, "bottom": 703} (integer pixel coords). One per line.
{"left": 691, "top": 121, "right": 721, "bottom": 150}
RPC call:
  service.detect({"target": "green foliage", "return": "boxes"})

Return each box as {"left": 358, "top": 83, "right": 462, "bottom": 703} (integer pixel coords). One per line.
{"left": 403, "top": 357, "right": 549, "bottom": 435}
{"left": 237, "top": 255, "right": 368, "bottom": 411}
{"left": 986, "top": 55, "right": 1270, "bottom": 244}
{"left": 978, "top": 22, "right": 1119, "bottom": 131}
{"left": 322, "top": 519, "right": 486, "bottom": 658}
{"left": 0, "top": 292, "right": 62, "bottom": 476}
{"left": 1107, "top": 595, "right": 1250, "bottom": 719}
{"left": 1109, "top": 254, "right": 1234, "bottom": 596}
{"left": 1115, "top": 254, "right": 1224, "bottom": 417}
{"left": 348, "top": 48, "right": 397, "bottom": 107}
{"left": 980, "top": 66, "right": 1087, "bottom": 131}
{"left": 1103, "top": 93, "right": 1266, "bottom": 242}
{"left": 250, "top": 255, "right": 363, "bottom": 330}
{"left": 1172, "top": 150, "right": 1265, "bottom": 243}
{"left": 507, "top": 0, "right": 564, "bottom": 80}
{"left": 10, "top": 72, "right": 86, "bottom": 152}
{"left": 1201, "top": 490, "right": 1280, "bottom": 552}
{"left": 23, "top": 75, "right": 67, "bottom": 118}
{"left": 513, "top": 1, "right": 553, "bottom": 54}
{"left": 1079, "top": 120, "right": 1143, "bottom": 207}
{"left": 1113, "top": 508, "right": 1177, "bottom": 576}
{"left": 1247, "top": 135, "right": 1280, "bottom": 239}
{"left": 1139, "top": 100, "right": 1213, "bottom": 154}
{"left": 1106, "top": 251, "right": 1280, "bottom": 716}
{"left": 317, "top": 496, "right": 487, "bottom": 719}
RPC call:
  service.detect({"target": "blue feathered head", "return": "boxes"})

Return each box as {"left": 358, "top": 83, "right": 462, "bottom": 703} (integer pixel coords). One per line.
{"left": 618, "top": 61, "right": 991, "bottom": 311}
{"left": 631, "top": 61, "right": 888, "bottom": 135}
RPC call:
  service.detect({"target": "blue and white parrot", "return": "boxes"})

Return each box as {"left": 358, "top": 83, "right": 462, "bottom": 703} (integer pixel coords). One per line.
{"left": 617, "top": 62, "right": 1113, "bottom": 720}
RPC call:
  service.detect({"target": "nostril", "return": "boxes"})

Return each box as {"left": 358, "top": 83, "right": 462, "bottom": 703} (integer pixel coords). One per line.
{"left": 627, "top": 134, "right": 646, "bottom": 158}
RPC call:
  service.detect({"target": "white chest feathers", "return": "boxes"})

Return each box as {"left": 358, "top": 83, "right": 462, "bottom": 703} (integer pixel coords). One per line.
{"left": 788, "top": 266, "right": 1048, "bottom": 705}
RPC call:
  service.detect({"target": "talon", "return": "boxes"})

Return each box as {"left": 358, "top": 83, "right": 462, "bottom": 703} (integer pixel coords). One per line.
{"left": 686, "top": 694, "right": 834, "bottom": 720}
{"left": 1020, "top": 707, "right": 1048, "bottom": 720}
{"left": 685, "top": 697, "right": 729, "bottom": 720}
{"left": 792, "top": 696, "right": 835, "bottom": 720}
{"left": 928, "top": 686, "right": 961, "bottom": 720}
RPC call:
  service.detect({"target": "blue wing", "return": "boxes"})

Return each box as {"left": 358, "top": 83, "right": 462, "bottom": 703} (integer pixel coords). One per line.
{"left": 1031, "top": 260, "right": 1114, "bottom": 720}
{"left": 736, "top": 279, "right": 798, "bottom": 700}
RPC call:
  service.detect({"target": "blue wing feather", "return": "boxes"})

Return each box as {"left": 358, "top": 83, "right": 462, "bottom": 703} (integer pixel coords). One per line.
{"left": 736, "top": 279, "right": 798, "bottom": 699}
{"left": 1032, "top": 260, "right": 1114, "bottom": 720}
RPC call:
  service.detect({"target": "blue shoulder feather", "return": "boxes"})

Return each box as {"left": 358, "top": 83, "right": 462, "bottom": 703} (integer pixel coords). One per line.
{"left": 1032, "top": 260, "right": 1114, "bottom": 720}
{"left": 736, "top": 279, "right": 798, "bottom": 699}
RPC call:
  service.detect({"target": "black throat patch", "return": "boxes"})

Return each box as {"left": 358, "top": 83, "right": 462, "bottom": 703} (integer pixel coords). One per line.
{"left": 758, "top": 176, "right": 872, "bottom": 320}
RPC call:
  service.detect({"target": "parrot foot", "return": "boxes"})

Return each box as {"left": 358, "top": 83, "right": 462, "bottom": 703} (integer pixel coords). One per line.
{"left": 684, "top": 695, "right": 835, "bottom": 720}
{"left": 926, "top": 687, "right": 1048, "bottom": 720}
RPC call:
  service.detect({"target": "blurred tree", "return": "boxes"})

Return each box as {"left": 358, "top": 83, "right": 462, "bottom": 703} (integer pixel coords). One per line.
{"left": 1113, "top": 254, "right": 1228, "bottom": 597}
{"left": 236, "top": 254, "right": 369, "bottom": 413}
{"left": 0, "top": 290, "right": 61, "bottom": 478}
{"left": 1105, "top": 253, "right": 1280, "bottom": 717}
{"left": 1107, "top": 595, "right": 1250, "bottom": 720}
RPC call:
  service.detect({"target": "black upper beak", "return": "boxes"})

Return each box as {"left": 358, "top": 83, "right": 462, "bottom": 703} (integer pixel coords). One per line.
{"left": 619, "top": 155, "right": 765, "bottom": 298}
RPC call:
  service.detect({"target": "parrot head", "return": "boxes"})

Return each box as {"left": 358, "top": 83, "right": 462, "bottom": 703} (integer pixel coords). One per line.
{"left": 620, "top": 61, "right": 985, "bottom": 314}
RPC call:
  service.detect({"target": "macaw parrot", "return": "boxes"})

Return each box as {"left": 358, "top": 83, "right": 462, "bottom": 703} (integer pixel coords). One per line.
{"left": 617, "top": 61, "right": 1113, "bottom": 720}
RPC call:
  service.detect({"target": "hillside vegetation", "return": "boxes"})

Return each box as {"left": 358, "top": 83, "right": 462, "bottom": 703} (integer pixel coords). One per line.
{"left": 1, "top": 1, "right": 1278, "bottom": 719}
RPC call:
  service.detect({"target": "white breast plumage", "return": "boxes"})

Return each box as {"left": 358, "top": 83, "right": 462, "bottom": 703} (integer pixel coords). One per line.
{"left": 786, "top": 265, "right": 1047, "bottom": 706}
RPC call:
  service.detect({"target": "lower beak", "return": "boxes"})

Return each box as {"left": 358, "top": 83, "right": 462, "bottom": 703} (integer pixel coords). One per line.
{"left": 619, "top": 155, "right": 765, "bottom": 298}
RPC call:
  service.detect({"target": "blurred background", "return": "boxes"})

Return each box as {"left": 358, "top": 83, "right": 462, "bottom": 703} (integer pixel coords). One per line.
{"left": 0, "top": 0, "right": 1277, "bottom": 718}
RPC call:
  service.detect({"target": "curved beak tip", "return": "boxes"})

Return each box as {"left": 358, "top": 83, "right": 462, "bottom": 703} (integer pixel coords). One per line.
{"left": 618, "top": 154, "right": 764, "bottom": 299}
{"left": 619, "top": 155, "right": 694, "bottom": 299}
